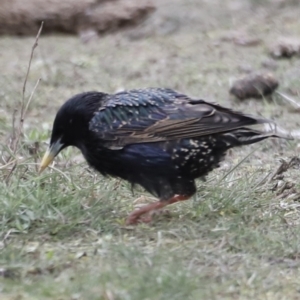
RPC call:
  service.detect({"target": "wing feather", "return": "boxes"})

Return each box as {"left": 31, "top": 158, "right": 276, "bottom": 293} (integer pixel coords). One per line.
{"left": 89, "top": 88, "right": 271, "bottom": 149}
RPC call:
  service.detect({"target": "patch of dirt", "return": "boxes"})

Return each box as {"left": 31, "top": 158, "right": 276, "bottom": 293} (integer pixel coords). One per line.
{"left": 0, "top": 0, "right": 155, "bottom": 36}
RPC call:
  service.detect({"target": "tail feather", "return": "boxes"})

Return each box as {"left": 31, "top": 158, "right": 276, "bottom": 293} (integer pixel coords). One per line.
{"left": 262, "top": 122, "right": 294, "bottom": 140}
{"left": 222, "top": 123, "right": 293, "bottom": 147}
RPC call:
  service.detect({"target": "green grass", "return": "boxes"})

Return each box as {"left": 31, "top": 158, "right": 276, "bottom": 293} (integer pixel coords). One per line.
{"left": 1, "top": 0, "right": 300, "bottom": 299}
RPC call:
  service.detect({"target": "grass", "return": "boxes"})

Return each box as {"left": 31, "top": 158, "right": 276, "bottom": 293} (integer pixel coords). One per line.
{"left": 1, "top": 0, "right": 300, "bottom": 299}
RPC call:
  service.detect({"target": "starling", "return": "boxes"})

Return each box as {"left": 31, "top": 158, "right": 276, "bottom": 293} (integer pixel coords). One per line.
{"left": 40, "top": 88, "right": 283, "bottom": 224}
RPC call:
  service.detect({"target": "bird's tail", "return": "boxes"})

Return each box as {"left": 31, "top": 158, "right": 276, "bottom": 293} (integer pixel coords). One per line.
{"left": 221, "top": 122, "right": 293, "bottom": 147}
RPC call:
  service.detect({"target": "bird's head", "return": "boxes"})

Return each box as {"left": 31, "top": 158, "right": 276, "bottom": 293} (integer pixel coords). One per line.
{"left": 39, "top": 92, "right": 106, "bottom": 173}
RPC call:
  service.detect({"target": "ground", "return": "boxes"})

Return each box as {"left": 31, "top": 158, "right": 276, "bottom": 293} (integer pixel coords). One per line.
{"left": 1, "top": 0, "right": 300, "bottom": 299}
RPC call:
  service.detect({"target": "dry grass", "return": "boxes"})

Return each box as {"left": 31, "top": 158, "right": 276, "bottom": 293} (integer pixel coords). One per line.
{"left": 0, "top": 0, "right": 300, "bottom": 299}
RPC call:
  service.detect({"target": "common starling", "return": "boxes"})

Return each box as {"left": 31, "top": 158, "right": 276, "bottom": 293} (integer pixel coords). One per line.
{"left": 40, "top": 88, "right": 283, "bottom": 224}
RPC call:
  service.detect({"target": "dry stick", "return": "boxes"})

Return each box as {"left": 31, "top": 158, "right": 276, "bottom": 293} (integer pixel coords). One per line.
{"left": 0, "top": 159, "right": 18, "bottom": 170}
{"left": 25, "top": 78, "right": 41, "bottom": 173}
{"left": 5, "top": 22, "right": 44, "bottom": 184}
{"left": 276, "top": 91, "right": 300, "bottom": 110}
{"left": 13, "top": 22, "right": 44, "bottom": 153}
{"left": 24, "top": 78, "right": 41, "bottom": 117}
{"left": 10, "top": 109, "right": 17, "bottom": 149}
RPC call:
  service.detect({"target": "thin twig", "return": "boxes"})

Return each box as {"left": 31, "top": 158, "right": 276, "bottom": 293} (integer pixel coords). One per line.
{"left": 24, "top": 78, "right": 41, "bottom": 116}
{"left": 4, "top": 164, "right": 17, "bottom": 184}
{"left": 276, "top": 91, "right": 300, "bottom": 109}
{"left": 4, "top": 22, "right": 44, "bottom": 184}
{"left": 9, "top": 108, "right": 18, "bottom": 149}
{"left": 0, "top": 159, "right": 18, "bottom": 170}
{"left": 14, "top": 21, "right": 44, "bottom": 154}
{"left": 267, "top": 157, "right": 300, "bottom": 184}
{"left": 2, "top": 229, "right": 15, "bottom": 247}
{"left": 21, "top": 23, "right": 44, "bottom": 119}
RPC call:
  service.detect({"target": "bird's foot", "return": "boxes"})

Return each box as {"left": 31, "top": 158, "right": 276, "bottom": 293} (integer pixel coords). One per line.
{"left": 126, "top": 200, "right": 165, "bottom": 225}
{"left": 125, "top": 194, "right": 190, "bottom": 225}
{"left": 126, "top": 208, "right": 171, "bottom": 225}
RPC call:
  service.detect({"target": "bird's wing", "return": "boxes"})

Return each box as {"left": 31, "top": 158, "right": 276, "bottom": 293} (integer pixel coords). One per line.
{"left": 89, "top": 88, "right": 270, "bottom": 149}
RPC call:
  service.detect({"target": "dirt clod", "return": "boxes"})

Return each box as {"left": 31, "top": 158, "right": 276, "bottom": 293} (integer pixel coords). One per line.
{"left": 230, "top": 73, "right": 279, "bottom": 100}
{"left": 269, "top": 37, "right": 300, "bottom": 59}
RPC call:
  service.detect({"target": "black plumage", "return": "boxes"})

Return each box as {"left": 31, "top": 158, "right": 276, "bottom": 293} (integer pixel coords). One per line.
{"left": 40, "top": 88, "right": 283, "bottom": 224}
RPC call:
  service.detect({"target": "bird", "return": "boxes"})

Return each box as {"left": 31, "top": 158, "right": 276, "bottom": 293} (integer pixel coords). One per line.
{"left": 39, "top": 87, "right": 285, "bottom": 225}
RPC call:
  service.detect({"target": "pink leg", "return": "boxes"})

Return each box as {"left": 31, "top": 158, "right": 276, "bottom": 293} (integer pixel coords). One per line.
{"left": 125, "top": 195, "right": 191, "bottom": 225}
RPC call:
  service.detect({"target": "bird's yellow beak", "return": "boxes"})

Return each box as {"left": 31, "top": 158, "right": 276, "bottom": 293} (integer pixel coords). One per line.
{"left": 39, "top": 140, "right": 63, "bottom": 174}
{"left": 39, "top": 149, "right": 55, "bottom": 173}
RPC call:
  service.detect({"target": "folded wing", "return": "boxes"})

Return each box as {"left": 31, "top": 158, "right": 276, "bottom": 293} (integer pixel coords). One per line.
{"left": 89, "top": 88, "right": 273, "bottom": 149}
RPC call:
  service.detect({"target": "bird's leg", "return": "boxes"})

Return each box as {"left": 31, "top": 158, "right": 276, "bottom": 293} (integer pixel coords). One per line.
{"left": 125, "top": 194, "right": 190, "bottom": 225}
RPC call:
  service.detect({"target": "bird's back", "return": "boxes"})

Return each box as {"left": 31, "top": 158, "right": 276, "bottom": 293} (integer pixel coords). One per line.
{"left": 89, "top": 87, "right": 274, "bottom": 148}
